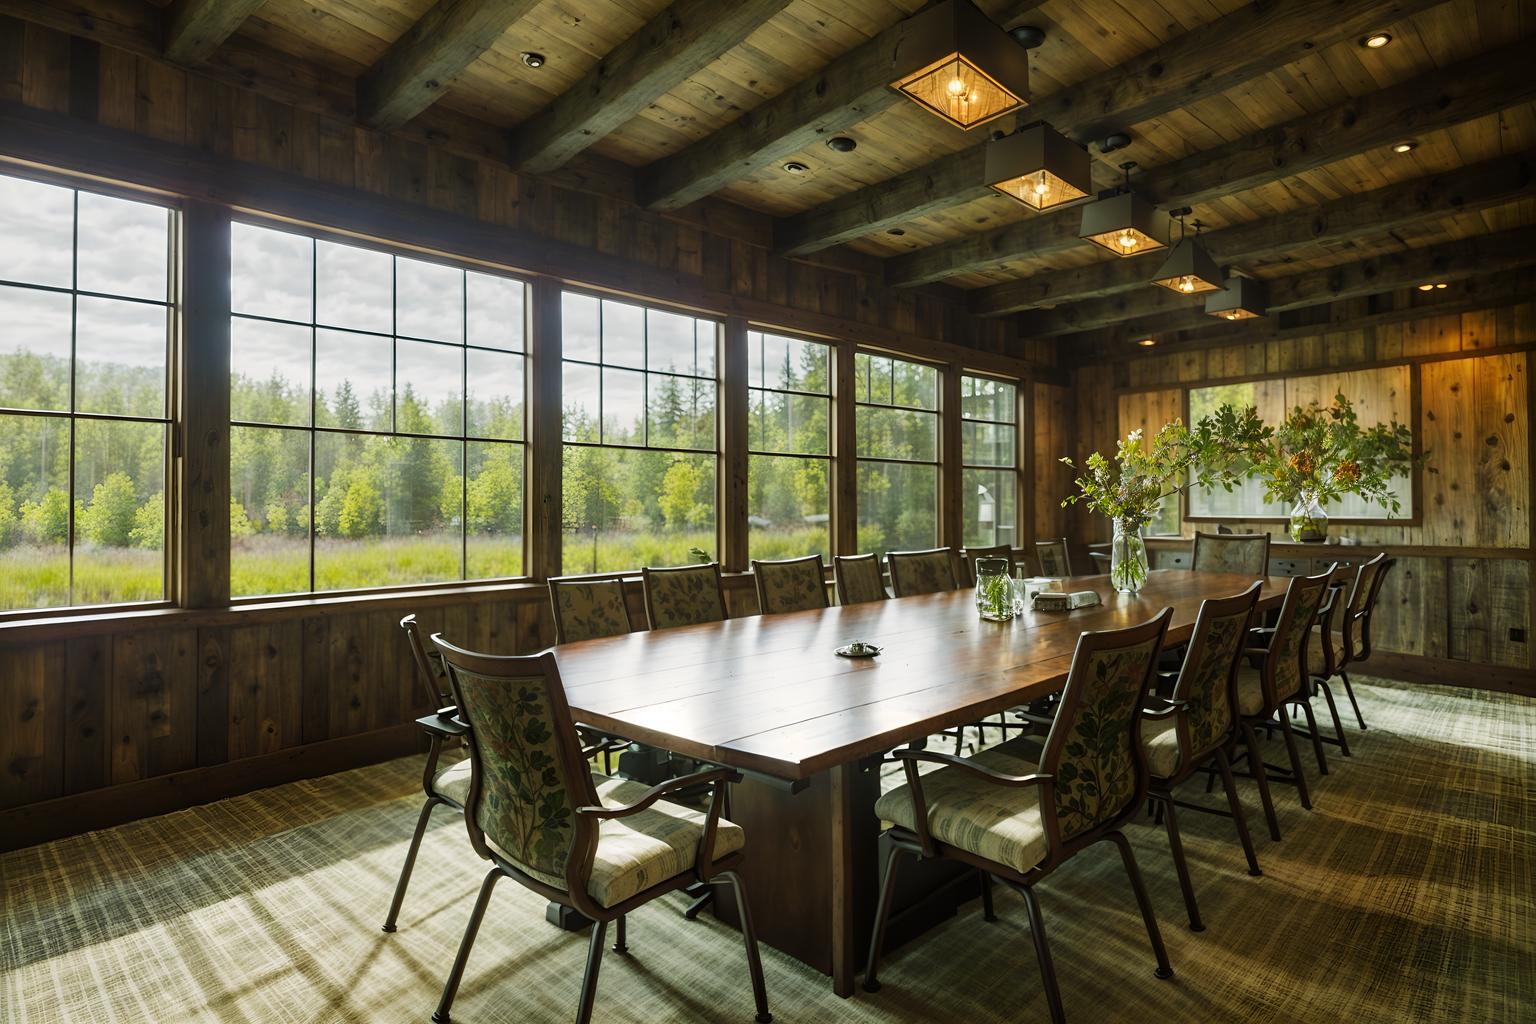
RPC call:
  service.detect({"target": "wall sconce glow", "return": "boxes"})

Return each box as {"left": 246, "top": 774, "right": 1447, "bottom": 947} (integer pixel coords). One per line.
{"left": 1150, "top": 218, "right": 1222, "bottom": 294}
{"left": 1079, "top": 163, "right": 1165, "bottom": 257}
{"left": 889, "top": 0, "right": 1030, "bottom": 130}
{"left": 1205, "top": 276, "right": 1268, "bottom": 321}
{"left": 984, "top": 123, "right": 1091, "bottom": 211}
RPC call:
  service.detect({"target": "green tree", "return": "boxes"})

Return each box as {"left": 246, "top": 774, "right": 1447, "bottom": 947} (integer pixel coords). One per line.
{"left": 130, "top": 492, "right": 164, "bottom": 549}
{"left": 0, "top": 480, "right": 17, "bottom": 546}
{"left": 468, "top": 452, "right": 522, "bottom": 534}
{"left": 79, "top": 472, "right": 138, "bottom": 547}
{"left": 659, "top": 460, "right": 708, "bottom": 528}
{"left": 230, "top": 499, "right": 256, "bottom": 539}
{"left": 21, "top": 488, "right": 70, "bottom": 544}
{"left": 340, "top": 473, "right": 384, "bottom": 538}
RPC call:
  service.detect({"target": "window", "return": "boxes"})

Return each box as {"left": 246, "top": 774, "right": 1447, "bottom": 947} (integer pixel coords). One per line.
{"left": 855, "top": 352, "right": 939, "bottom": 557}
{"left": 747, "top": 330, "right": 831, "bottom": 562}
{"left": 561, "top": 292, "right": 718, "bottom": 572}
{"left": 1187, "top": 366, "right": 1413, "bottom": 520}
{"left": 229, "top": 222, "right": 527, "bottom": 597}
{"left": 0, "top": 173, "right": 173, "bottom": 611}
{"left": 960, "top": 374, "right": 1017, "bottom": 549}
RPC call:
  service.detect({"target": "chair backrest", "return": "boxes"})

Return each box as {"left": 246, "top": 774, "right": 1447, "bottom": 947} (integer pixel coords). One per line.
{"left": 1035, "top": 538, "right": 1071, "bottom": 577}
{"left": 752, "top": 555, "right": 829, "bottom": 615}
{"left": 1312, "top": 577, "right": 1347, "bottom": 679}
{"left": 834, "top": 553, "right": 887, "bottom": 604}
{"left": 1169, "top": 582, "right": 1262, "bottom": 757}
{"left": 401, "top": 614, "right": 452, "bottom": 711}
{"left": 642, "top": 562, "right": 727, "bottom": 630}
{"left": 1259, "top": 566, "right": 1334, "bottom": 710}
{"left": 1340, "top": 552, "right": 1391, "bottom": 665}
{"left": 548, "top": 575, "right": 633, "bottom": 644}
{"left": 432, "top": 637, "right": 597, "bottom": 893}
{"left": 1191, "top": 532, "right": 1271, "bottom": 576}
{"left": 963, "top": 544, "right": 1014, "bottom": 584}
{"left": 1038, "top": 608, "right": 1172, "bottom": 846}
{"left": 887, "top": 548, "right": 958, "bottom": 597}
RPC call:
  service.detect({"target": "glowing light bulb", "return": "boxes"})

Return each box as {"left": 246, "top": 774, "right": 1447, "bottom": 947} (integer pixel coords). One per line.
{"left": 947, "top": 78, "right": 966, "bottom": 96}
{"left": 1225, "top": 312, "right": 1239, "bottom": 321}
{"left": 1178, "top": 276, "right": 1196, "bottom": 293}
{"left": 1118, "top": 231, "right": 1138, "bottom": 250}
{"left": 1032, "top": 177, "right": 1050, "bottom": 196}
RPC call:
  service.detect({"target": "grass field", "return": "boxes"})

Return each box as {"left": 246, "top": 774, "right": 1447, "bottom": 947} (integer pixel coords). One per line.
{"left": 0, "top": 524, "right": 835, "bottom": 609}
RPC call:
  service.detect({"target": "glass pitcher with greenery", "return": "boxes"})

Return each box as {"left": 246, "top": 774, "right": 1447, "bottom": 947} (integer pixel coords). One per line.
{"left": 974, "top": 557, "right": 1015, "bottom": 621}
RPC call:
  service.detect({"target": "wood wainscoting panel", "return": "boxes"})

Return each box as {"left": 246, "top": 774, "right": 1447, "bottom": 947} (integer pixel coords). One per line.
{"left": 0, "top": 641, "right": 65, "bottom": 808}
{"left": 109, "top": 629, "right": 199, "bottom": 785}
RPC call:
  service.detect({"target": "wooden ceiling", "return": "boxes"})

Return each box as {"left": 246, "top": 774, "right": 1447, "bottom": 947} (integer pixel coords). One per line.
{"left": 32, "top": 0, "right": 1536, "bottom": 357}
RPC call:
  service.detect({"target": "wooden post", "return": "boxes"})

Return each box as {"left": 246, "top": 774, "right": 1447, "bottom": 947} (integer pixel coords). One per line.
{"left": 528, "top": 275, "right": 563, "bottom": 581}
{"left": 178, "top": 200, "right": 231, "bottom": 608}
{"left": 833, "top": 341, "right": 858, "bottom": 556}
{"left": 721, "top": 315, "right": 750, "bottom": 572}
{"left": 941, "top": 363, "right": 963, "bottom": 551}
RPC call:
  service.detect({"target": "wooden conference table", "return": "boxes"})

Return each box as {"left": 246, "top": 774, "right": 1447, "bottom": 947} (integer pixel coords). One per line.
{"left": 557, "top": 569, "right": 1288, "bottom": 996}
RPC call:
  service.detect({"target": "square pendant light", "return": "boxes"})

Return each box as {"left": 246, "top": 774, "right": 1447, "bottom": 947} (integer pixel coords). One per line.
{"left": 984, "top": 124, "right": 1091, "bottom": 211}
{"left": 1079, "top": 191, "right": 1166, "bottom": 257}
{"left": 889, "top": 0, "right": 1030, "bottom": 131}
{"left": 1205, "top": 277, "right": 1268, "bottom": 321}
{"left": 1151, "top": 236, "right": 1223, "bottom": 294}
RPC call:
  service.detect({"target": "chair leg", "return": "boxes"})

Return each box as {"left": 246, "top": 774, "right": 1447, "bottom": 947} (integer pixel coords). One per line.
{"left": 980, "top": 870, "right": 997, "bottom": 922}
{"left": 863, "top": 844, "right": 907, "bottom": 993}
{"left": 431, "top": 867, "right": 501, "bottom": 1024}
{"left": 1340, "top": 670, "right": 1368, "bottom": 730}
{"left": 612, "top": 914, "right": 627, "bottom": 954}
{"left": 1215, "top": 747, "right": 1262, "bottom": 877}
{"left": 1157, "top": 796, "right": 1203, "bottom": 932}
{"left": 575, "top": 919, "right": 608, "bottom": 1024}
{"left": 1107, "top": 831, "right": 1174, "bottom": 980}
{"left": 1315, "top": 680, "right": 1352, "bottom": 757}
{"left": 682, "top": 882, "right": 714, "bottom": 920}
{"left": 1298, "top": 700, "right": 1329, "bottom": 775}
{"left": 1276, "top": 713, "right": 1313, "bottom": 811}
{"left": 1240, "top": 719, "right": 1282, "bottom": 842}
{"left": 1018, "top": 884, "right": 1067, "bottom": 1024}
{"left": 382, "top": 796, "right": 441, "bottom": 932}
{"left": 720, "top": 870, "right": 773, "bottom": 1024}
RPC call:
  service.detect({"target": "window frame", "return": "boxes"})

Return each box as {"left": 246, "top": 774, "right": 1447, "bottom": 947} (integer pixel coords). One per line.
{"left": 744, "top": 327, "right": 835, "bottom": 563}
{"left": 852, "top": 347, "right": 944, "bottom": 555}
{"left": 0, "top": 167, "right": 180, "bottom": 621}
{"left": 227, "top": 214, "right": 533, "bottom": 603}
{"left": 959, "top": 370, "right": 1021, "bottom": 551}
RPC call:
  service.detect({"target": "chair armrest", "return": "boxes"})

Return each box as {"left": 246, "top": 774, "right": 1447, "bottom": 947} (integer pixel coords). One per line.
{"left": 1249, "top": 626, "right": 1277, "bottom": 636}
{"left": 1142, "top": 698, "right": 1186, "bottom": 719}
{"left": 576, "top": 767, "right": 741, "bottom": 821}
{"left": 1241, "top": 646, "right": 1271, "bottom": 657}
{"left": 890, "top": 748, "right": 1051, "bottom": 790}
{"left": 415, "top": 711, "right": 468, "bottom": 739}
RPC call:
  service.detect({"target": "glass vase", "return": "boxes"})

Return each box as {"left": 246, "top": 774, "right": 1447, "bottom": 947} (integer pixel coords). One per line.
{"left": 1110, "top": 518, "right": 1149, "bottom": 594}
{"left": 1289, "top": 491, "right": 1329, "bottom": 543}
{"left": 974, "top": 557, "right": 1015, "bottom": 621}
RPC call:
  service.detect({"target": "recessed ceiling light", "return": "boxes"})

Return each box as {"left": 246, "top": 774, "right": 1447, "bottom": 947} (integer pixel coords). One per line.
{"left": 1436, "top": 282, "right": 1448, "bottom": 289}
{"left": 1135, "top": 337, "right": 1157, "bottom": 347}
{"left": 782, "top": 161, "right": 808, "bottom": 175}
{"left": 1417, "top": 283, "right": 1436, "bottom": 291}
{"left": 1392, "top": 140, "right": 1418, "bottom": 154}
{"left": 826, "top": 136, "right": 857, "bottom": 153}
{"left": 1360, "top": 32, "right": 1392, "bottom": 49}
{"left": 887, "top": 228, "right": 906, "bottom": 236}
{"left": 521, "top": 51, "right": 546, "bottom": 68}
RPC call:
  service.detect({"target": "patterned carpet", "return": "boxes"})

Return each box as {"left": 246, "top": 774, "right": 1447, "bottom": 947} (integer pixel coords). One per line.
{"left": 2, "top": 677, "right": 1532, "bottom": 1023}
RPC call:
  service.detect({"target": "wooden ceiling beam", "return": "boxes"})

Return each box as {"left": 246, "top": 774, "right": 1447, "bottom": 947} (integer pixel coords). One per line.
{"left": 967, "top": 150, "right": 1535, "bottom": 317}
{"left": 777, "top": 0, "right": 1447, "bottom": 257}
{"left": 893, "top": 39, "right": 1536, "bottom": 288}
{"left": 163, "top": 0, "right": 266, "bottom": 64}
{"left": 1064, "top": 266, "right": 1536, "bottom": 365}
{"left": 511, "top": 0, "right": 795, "bottom": 175}
{"left": 636, "top": 0, "right": 1048, "bottom": 212}
{"left": 357, "top": 0, "right": 541, "bottom": 131}
{"left": 1029, "top": 228, "right": 1536, "bottom": 343}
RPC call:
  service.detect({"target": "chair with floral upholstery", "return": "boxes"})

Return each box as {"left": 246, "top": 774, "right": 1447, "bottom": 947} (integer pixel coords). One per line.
{"left": 833, "top": 553, "right": 888, "bottom": 604}
{"left": 1296, "top": 576, "right": 1355, "bottom": 760}
{"left": 549, "top": 574, "right": 634, "bottom": 644}
{"left": 1034, "top": 538, "right": 1072, "bottom": 577}
{"left": 887, "top": 548, "right": 959, "bottom": 597}
{"left": 863, "top": 609, "right": 1176, "bottom": 1024}
{"left": 381, "top": 615, "right": 470, "bottom": 934}
{"left": 1139, "top": 583, "right": 1264, "bottom": 932}
{"left": 1191, "top": 532, "right": 1271, "bottom": 576}
{"left": 642, "top": 562, "right": 728, "bottom": 630}
{"left": 1329, "top": 552, "right": 1393, "bottom": 730}
{"left": 1231, "top": 566, "right": 1333, "bottom": 841}
{"left": 963, "top": 544, "right": 1015, "bottom": 586}
{"left": 429, "top": 638, "right": 771, "bottom": 1024}
{"left": 752, "top": 555, "right": 828, "bottom": 615}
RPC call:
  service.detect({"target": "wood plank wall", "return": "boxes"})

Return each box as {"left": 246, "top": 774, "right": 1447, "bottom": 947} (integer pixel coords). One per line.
{"left": 1048, "top": 301, "right": 1536, "bottom": 688}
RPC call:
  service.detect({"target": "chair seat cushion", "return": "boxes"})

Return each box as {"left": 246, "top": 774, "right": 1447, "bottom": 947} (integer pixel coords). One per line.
{"left": 493, "top": 775, "right": 746, "bottom": 908}
{"left": 1140, "top": 716, "right": 1181, "bottom": 779}
{"left": 431, "top": 758, "right": 472, "bottom": 806}
{"left": 1236, "top": 667, "right": 1265, "bottom": 716}
{"left": 873, "top": 738, "right": 1048, "bottom": 876}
